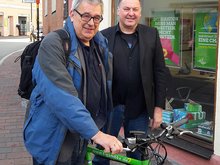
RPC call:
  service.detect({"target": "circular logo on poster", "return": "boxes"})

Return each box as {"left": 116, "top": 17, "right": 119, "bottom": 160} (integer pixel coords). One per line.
{"left": 203, "top": 13, "right": 217, "bottom": 33}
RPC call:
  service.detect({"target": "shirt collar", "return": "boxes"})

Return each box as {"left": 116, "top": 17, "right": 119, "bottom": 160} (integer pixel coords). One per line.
{"left": 78, "top": 38, "right": 95, "bottom": 52}
{"left": 116, "top": 23, "right": 139, "bottom": 34}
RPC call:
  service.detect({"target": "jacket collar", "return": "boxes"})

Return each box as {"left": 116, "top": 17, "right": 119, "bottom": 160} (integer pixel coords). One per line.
{"left": 116, "top": 23, "right": 139, "bottom": 34}
{"left": 108, "top": 23, "right": 145, "bottom": 67}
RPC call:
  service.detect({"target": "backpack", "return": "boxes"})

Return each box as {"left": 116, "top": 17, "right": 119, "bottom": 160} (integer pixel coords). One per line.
{"left": 14, "top": 29, "right": 70, "bottom": 99}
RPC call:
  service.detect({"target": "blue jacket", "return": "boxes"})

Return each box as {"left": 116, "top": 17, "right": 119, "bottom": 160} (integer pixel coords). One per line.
{"left": 23, "top": 17, "right": 112, "bottom": 164}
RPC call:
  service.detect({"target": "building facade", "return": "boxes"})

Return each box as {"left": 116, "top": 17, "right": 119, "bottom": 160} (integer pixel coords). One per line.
{"left": 42, "top": 0, "right": 220, "bottom": 159}
{"left": 42, "top": 0, "right": 67, "bottom": 34}
{"left": 0, "top": 0, "right": 42, "bottom": 37}
{"left": 42, "top": 0, "right": 112, "bottom": 33}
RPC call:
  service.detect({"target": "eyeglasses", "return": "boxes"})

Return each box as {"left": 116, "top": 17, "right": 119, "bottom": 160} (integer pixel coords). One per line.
{"left": 74, "top": 9, "right": 103, "bottom": 24}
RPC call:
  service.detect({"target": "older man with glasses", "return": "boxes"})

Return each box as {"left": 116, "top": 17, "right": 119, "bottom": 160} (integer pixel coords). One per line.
{"left": 23, "top": 0, "right": 123, "bottom": 165}
{"left": 74, "top": 9, "right": 103, "bottom": 24}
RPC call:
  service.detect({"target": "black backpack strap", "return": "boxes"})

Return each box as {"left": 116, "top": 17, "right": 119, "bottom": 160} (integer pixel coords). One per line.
{"left": 54, "top": 29, "right": 71, "bottom": 60}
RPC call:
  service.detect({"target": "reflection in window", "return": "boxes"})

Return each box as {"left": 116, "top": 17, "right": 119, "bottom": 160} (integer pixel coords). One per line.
{"left": 141, "top": 0, "right": 217, "bottom": 142}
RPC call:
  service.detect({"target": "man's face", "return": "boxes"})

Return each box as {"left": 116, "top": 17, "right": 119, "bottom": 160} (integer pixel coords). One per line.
{"left": 117, "top": 0, "right": 141, "bottom": 31}
{"left": 70, "top": 1, "right": 102, "bottom": 46}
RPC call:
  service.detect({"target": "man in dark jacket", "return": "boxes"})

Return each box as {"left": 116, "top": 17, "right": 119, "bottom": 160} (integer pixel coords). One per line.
{"left": 23, "top": 0, "right": 123, "bottom": 164}
{"left": 93, "top": 0, "right": 169, "bottom": 164}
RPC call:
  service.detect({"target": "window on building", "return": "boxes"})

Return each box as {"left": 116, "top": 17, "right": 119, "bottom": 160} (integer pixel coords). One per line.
{"left": 51, "top": 0, "right": 56, "bottom": 13}
{"left": 0, "top": 15, "right": 3, "bottom": 27}
{"left": 44, "top": 0, "right": 48, "bottom": 16}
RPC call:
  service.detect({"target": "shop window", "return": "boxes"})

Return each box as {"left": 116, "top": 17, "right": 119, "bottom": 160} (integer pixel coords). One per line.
{"left": 51, "top": 0, "right": 56, "bottom": 14}
{"left": 44, "top": 0, "right": 48, "bottom": 16}
{"left": 145, "top": 0, "right": 217, "bottom": 158}
{"left": 0, "top": 15, "right": 3, "bottom": 27}
{"left": 112, "top": 0, "right": 218, "bottom": 158}
{"left": 148, "top": 6, "right": 216, "bottom": 141}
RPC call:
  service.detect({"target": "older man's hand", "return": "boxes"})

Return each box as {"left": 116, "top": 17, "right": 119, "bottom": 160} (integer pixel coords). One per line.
{"left": 91, "top": 131, "right": 123, "bottom": 154}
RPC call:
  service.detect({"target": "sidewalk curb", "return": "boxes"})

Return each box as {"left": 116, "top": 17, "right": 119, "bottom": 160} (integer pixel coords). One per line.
{"left": 0, "top": 49, "right": 24, "bottom": 65}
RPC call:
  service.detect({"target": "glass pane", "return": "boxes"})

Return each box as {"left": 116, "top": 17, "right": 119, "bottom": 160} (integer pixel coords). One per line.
{"left": 140, "top": 0, "right": 217, "bottom": 143}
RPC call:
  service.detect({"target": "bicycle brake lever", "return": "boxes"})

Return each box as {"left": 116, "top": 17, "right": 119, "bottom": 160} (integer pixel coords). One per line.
{"left": 124, "top": 147, "right": 137, "bottom": 152}
{"left": 165, "top": 125, "right": 180, "bottom": 138}
{"left": 179, "top": 130, "right": 193, "bottom": 136}
{"left": 166, "top": 135, "right": 174, "bottom": 140}
{"left": 165, "top": 125, "right": 173, "bottom": 136}
{"left": 123, "top": 147, "right": 131, "bottom": 152}
{"left": 123, "top": 139, "right": 137, "bottom": 152}
{"left": 172, "top": 129, "right": 180, "bottom": 136}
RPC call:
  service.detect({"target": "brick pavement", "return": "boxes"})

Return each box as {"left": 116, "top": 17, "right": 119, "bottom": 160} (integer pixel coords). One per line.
{"left": 0, "top": 51, "right": 32, "bottom": 165}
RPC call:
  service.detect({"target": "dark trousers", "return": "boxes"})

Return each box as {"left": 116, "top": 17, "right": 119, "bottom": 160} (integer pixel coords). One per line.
{"left": 33, "top": 131, "right": 88, "bottom": 165}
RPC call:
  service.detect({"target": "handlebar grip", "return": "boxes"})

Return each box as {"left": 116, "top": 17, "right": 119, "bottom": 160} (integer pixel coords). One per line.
{"left": 172, "top": 116, "right": 189, "bottom": 128}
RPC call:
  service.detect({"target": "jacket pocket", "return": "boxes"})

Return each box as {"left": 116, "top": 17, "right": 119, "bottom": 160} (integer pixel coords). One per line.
{"left": 23, "top": 107, "right": 34, "bottom": 141}
{"left": 67, "top": 60, "right": 81, "bottom": 92}
{"left": 23, "top": 95, "right": 43, "bottom": 148}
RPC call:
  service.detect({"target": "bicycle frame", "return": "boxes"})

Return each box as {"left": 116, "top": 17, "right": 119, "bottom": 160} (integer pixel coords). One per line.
{"left": 85, "top": 116, "right": 192, "bottom": 165}
{"left": 86, "top": 144, "right": 150, "bottom": 165}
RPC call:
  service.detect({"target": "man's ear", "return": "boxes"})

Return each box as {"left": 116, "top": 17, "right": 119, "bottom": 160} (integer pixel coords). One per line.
{"left": 117, "top": 7, "right": 120, "bottom": 16}
{"left": 69, "top": 10, "right": 74, "bottom": 21}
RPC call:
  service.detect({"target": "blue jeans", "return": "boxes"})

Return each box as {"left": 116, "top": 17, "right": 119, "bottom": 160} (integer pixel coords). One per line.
{"left": 93, "top": 105, "right": 149, "bottom": 165}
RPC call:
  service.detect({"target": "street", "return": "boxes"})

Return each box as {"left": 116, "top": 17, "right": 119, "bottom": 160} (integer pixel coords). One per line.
{"left": 0, "top": 36, "right": 30, "bottom": 62}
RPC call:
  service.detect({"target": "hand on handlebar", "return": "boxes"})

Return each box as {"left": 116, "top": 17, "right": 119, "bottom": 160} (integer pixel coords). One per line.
{"left": 91, "top": 131, "right": 123, "bottom": 154}
{"left": 150, "top": 107, "right": 163, "bottom": 130}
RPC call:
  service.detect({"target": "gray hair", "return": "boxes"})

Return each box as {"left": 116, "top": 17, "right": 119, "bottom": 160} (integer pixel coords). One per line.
{"left": 118, "top": 0, "right": 141, "bottom": 6}
{"left": 71, "top": 0, "right": 104, "bottom": 14}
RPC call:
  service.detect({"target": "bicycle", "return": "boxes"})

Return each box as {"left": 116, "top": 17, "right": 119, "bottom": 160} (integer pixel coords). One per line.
{"left": 85, "top": 115, "right": 193, "bottom": 165}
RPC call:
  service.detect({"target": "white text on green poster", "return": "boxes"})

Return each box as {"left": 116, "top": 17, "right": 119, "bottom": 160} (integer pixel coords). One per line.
{"left": 151, "top": 11, "right": 180, "bottom": 67}
{"left": 194, "top": 12, "right": 217, "bottom": 71}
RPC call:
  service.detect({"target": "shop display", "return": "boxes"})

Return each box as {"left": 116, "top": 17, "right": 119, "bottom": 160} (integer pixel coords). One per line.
{"left": 197, "top": 121, "right": 214, "bottom": 138}
{"left": 162, "top": 110, "right": 174, "bottom": 123}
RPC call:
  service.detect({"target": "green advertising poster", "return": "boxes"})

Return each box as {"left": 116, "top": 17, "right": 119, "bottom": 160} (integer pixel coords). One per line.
{"left": 194, "top": 12, "right": 217, "bottom": 71}
{"left": 151, "top": 11, "right": 180, "bottom": 67}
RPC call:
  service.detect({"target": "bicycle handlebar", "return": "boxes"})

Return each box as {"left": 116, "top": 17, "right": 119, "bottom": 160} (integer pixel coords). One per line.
{"left": 86, "top": 115, "right": 193, "bottom": 165}
{"left": 123, "top": 114, "right": 193, "bottom": 152}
